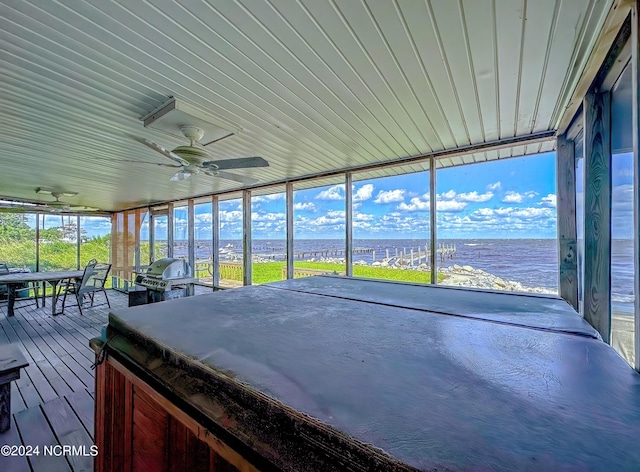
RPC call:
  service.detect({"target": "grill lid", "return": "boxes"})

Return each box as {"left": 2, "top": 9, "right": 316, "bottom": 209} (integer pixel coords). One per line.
{"left": 146, "top": 258, "right": 191, "bottom": 279}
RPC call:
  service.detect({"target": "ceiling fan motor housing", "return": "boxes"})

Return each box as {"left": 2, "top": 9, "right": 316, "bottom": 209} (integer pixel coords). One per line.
{"left": 171, "top": 126, "right": 208, "bottom": 164}
{"left": 181, "top": 126, "right": 205, "bottom": 143}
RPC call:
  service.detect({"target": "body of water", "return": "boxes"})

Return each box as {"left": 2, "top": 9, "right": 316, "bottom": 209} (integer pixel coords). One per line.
{"left": 171, "top": 238, "right": 634, "bottom": 317}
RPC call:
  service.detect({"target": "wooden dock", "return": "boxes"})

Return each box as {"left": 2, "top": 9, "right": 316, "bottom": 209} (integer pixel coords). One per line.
{"left": 216, "top": 243, "right": 457, "bottom": 264}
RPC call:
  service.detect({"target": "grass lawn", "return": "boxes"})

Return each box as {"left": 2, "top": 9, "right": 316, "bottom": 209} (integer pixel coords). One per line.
{"left": 232, "top": 261, "right": 446, "bottom": 285}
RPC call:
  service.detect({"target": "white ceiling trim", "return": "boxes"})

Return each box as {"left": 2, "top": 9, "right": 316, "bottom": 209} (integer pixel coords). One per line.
{"left": 0, "top": 0, "right": 615, "bottom": 211}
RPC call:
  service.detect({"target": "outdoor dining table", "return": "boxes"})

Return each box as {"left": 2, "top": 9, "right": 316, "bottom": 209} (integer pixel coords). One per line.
{"left": 0, "top": 270, "right": 84, "bottom": 316}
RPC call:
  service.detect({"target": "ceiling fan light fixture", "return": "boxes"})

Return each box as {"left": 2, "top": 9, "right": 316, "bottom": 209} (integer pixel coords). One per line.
{"left": 170, "top": 170, "right": 190, "bottom": 181}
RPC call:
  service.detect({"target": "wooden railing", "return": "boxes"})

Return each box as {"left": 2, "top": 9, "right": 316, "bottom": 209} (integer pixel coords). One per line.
{"left": 194, "top": 262, "right": 343, "bottom": 289}
{"left": 194, "top": 260, "right": 213, "bottom": 278}
{"left": 219, "top": 262, "right": 243, "bottom": 282}
{"left": 194, "top": 261, "right": 245, "bottom": 281}
{"left": 281, "top": 267, "right": 345, "bottom": 279}
{"left": 192, "top": 262, "right": 243, "bottom": 287}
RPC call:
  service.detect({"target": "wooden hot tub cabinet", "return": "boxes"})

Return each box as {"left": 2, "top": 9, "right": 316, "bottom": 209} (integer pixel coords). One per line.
{"left": 93, "top": 346, "right": 260, "bottom": 472}
{"left": 91, "top": 327, "right": 415, "bottom": 472}
{"left": 92, "top": 276, "right": 640, "bottom": 471}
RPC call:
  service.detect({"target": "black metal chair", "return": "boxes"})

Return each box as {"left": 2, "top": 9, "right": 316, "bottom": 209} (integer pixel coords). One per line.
{"left": 61, "top": 259, "right": 111, "bottom": 315}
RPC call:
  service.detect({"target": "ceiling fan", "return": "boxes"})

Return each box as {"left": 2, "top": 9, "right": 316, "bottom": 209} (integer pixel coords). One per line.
{"left": 36, "top": 189, "right": 98, "bottom": 212}
{"left": 133, "top": 126, "right": 269, "bottom": 184}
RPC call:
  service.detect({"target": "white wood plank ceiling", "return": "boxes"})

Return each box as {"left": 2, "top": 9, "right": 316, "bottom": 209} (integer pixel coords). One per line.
{"left": 0, "top": 0, "right": 614, "bottom": 212}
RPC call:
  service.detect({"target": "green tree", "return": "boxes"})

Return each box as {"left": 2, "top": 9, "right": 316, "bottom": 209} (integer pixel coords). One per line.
{"left": 0, "top": 212, "right": 111, "bottom": 271}
{"left": 0, "top": 214, "right": 34, "bottom": 241}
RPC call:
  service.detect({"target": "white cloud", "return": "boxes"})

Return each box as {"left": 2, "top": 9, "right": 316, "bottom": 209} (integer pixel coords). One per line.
{"left": 252, "top": 220, "right": 285, "bottom": 234}
{"left": 350, "top": 211, "right": 430, "bottom": 235}
{"left": 502, "top": 191, "right": 523, "bottom": 203}
{"left": 326, "top": 210, "right": 345, "bottom": 218}
{"left": 194, "top": 213, "right": 212, "bottom": 224}
{"left": 374, "top": 189, "right": 405, "bottom": 203}
{"left": 509, "top": 207, "right": 554, "bottom": 218}
{"left": 494, "top": 207, "right": 513, "bottom": 216}
{"left": 316, "top": 184, "right": 344, "bottom": 200}
{"left": 353, "top": 220, "right": 373, "bottom": 229}
{"left": 219, "top": 201, "right": 242, "bottom": 213}
{"left": 219, "top": 210, "right": 242, "bottom": 222}
{"left": 619, "top": 168, "right": 633, "bottom": 178}
{"left": 469, "top": 206, "right": 554, "bottom": 220}
{"left": 308, "top": 215, "right": 345, "bottom": 226}
{"left": 440, "top": 189, "right": 457, "bottom": 200}
{"left": 612, "top": 184, "right": 634, "bottom": 213}
{"left": 539, "top": 194, "right": 556, "bottom": 208}
{"left": 438, "top": 204, "right": 557, "bottom": 237}
{"left": 470, "top": 208, "right": 495, "bottom": 218}
{"left": 353, "top": 184, "right": 374, "bottom": 202}
{"left": 252, "top": 212, "right": 285, "bottom": 222}
{"left": 397, "top": 197, "right": 430, "bottom": 212}
{"left": 293, "top": 202, "right": 316, "bottom": 211}
{"left": 457, "top": 191, "right": 494, "bottom": 203}
{"left": 252, "top": 193, "right": 284, "bottom": 203}
{"left": 436, "top": 200, "right": 467, "bottom": 212}
{"left": 487, "top": 181, "right": 502, "bottom": 191}
{"left": 354, "top": 212, "right": 375, "bottom": 221}
{"left": 502, "top": 190, "right": 538, "bottom": 203}
{"left": 396, "top": 190, "right": 469, "bottom": 212}
{"left": 612, "top": 184, "right": 634, "bottom": 238}
{"left": 433, "top": 190, "right": 468, "bottom": 211}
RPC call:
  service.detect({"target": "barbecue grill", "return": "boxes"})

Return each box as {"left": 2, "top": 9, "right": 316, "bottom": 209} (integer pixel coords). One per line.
{"left": 131, "top": 258, "right": 196, "bottom": 306}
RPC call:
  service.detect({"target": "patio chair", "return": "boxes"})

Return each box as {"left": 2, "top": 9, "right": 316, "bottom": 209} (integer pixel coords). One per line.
{"left": 0, "top": 263, "right": 9, "bottom": 301}
{"left": 61, "top": 259, "right": 111, "bottom": 315}
{"left": 0, "top": 263, "right": 39, "bottom": 309}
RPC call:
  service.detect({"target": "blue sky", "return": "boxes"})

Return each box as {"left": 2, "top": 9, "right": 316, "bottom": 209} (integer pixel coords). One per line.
{"left": 190, "top": 152, "right": 560, "bottom": 240}
{"left": 68, "top": 150, "right": 633, "bottom": 241}
{"left": 610, "top": 152, "right": 634, "bottom": 239}
{"left": 249, "top": 152, "right": 560, "bottom": 239}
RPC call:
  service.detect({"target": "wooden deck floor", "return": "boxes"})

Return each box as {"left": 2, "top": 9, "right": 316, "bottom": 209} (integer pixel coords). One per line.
{"left": 0, "top": 286, "right": 214, "bottom": 472}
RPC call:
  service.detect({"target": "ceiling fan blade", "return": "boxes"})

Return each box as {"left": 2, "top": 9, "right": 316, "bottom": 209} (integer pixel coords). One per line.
{"left": 35, "top": 188, "right": 78, "bottom": 198}
{"left": 154, "top": 163, "right": 182, "bottom": 168}
{"left": 201, "top": 157, "right": 269, "bottom": 170}
{"left": 205, "top": 170, "right": 259, "bottom": 185}
{"left": 133, "top": 136, "right": 189, "bottom": 166}
{"left": 111, "top": 158, "right": 181, "bottom": 168}
{"left": 47, "top": 206, "right": 69, "bottom": 212}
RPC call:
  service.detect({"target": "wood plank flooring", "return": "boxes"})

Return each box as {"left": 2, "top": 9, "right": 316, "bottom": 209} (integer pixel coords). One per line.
{"left": 0, "top": 286, "right": 216, "bottom": 472}
{"left": 0, "top": 290, "right": 119, "bottom": 472}
{"left": 0, "top": 286, "right": 214, "bottom": 472}
{"left": 0, "top": 287, "right": 211, "bottom": 472}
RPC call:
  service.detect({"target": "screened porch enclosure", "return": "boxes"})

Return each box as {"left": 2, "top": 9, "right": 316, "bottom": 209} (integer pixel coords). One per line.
{"left": 109, "top": 150, "right": 560, "bottom": 291}
{"left": 2, "top": 0, "right": 640, "bottom": 470}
